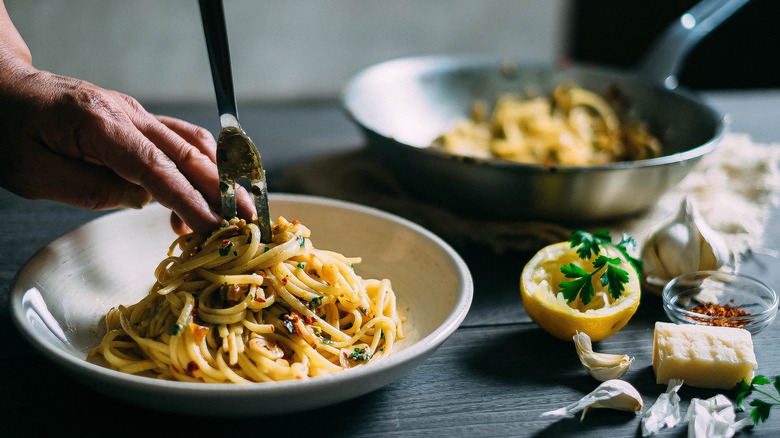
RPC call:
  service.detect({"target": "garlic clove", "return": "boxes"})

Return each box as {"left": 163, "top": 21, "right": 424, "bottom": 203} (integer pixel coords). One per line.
{"left": 541, "top": 379, "right": 643, "bottom": 421}
{"left": 641, "top": 379, "right": 684, "bottom": 436}
{"left": 573, "top": 332, "right": 634, "bottom": 381}
{"left": 641, "top": 197, "right": 734, "bottom": 292}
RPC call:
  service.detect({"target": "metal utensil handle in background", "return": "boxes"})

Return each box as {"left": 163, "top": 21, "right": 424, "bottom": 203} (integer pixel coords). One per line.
{"left": 198, "top": 0, "right": 239, "bottom": 125}
{"left": 635, "top": 0, "right": 751, "bottom": 89}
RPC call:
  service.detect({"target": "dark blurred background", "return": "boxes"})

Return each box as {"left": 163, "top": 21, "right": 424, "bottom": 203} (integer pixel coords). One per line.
{"left": 567, "top": 0, "right": 778, "bottom": 89}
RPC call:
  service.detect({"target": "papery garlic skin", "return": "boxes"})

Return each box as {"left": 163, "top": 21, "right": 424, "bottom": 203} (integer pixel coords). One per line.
{"left": 641, "top": 197, "right": 733, "bottom": 292}
{"left": 573, "top": 332, "right": 634, "bottom": 381}
{"left": 641, "top": 379, "right": 684, "bottom": 436}
{"left": 685, "top": 394, "right": 752, "bottom": 438}
{"left": 541, "top": 379, "right": 643, "bottom": 421}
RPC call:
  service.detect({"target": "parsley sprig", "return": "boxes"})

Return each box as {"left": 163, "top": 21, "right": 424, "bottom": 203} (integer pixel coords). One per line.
{"left": 735, "top": 375, "right": 780, "bottom": 425}
{"left": 557, "top": 230, "right": 642, "bottom": 305}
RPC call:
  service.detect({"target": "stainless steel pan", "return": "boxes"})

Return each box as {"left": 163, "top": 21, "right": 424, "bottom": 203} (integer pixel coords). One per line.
{"left": 342, "top": 0, "right": 749, "bottom": 223}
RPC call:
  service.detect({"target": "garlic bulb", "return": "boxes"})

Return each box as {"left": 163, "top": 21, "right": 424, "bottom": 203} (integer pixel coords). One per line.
{"left": 641, "top": 197, "right": 733, "bottom": 291}
{"left": 573, "top": 332, "right": 634, "bottom": 381}
{"left": 541, "top": 379, "right": 643, "bottom": 421}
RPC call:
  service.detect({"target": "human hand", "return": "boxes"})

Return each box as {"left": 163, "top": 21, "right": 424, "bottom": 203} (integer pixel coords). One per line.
{"left": 0, "top": 69, "right": 255, "bottom": 234}
{"left": 0, "top": 4, "right": 254, "bottom": 234}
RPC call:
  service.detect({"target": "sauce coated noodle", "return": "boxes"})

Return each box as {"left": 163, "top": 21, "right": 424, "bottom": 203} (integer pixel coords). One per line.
{"left": 433, "top": 83, "right": 662, "bottom": 166}
{"left": 89, "top": 217, "right": 404, "bottom": 383}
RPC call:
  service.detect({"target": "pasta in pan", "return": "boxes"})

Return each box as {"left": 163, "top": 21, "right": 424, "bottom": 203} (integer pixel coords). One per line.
{"left": 89, "top": 217, "right": 404, "bottom": 383}
{"left": 432, "top": 83, "right": 662, "bottom": 166}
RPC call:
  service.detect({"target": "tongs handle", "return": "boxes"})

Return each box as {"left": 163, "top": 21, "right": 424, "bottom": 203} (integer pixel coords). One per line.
{"left": 198, "top": 0, "right": 238, "bottom": 126}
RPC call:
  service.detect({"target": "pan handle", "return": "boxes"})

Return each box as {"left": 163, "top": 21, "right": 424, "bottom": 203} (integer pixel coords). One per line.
{"left": 634, "top": 0, "right": 750, "bottom": 89}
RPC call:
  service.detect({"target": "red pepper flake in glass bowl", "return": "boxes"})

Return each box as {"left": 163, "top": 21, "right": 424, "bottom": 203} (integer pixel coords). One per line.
{"left": 686, "top": 301, "right": 750, "bottom": 328}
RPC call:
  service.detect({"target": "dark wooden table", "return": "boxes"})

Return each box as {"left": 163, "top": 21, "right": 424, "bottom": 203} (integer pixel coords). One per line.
{"left": 3, "top": 91, "right": 780, "bottom": 436}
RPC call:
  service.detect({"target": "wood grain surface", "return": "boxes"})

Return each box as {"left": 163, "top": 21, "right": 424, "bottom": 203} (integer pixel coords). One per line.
{"left": 2, "top": 93, "right": 780, "bottom": 437}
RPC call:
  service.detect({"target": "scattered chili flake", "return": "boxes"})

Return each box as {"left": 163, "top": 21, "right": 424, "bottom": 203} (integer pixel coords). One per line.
{"left": 282, "top": 313, "right": 300, "bottom": 334}
{"left": 186, "top": 360, "right": 200, "bottom": 377}
{"left": 686, "top": 301, "right": 750, "bottom": 328}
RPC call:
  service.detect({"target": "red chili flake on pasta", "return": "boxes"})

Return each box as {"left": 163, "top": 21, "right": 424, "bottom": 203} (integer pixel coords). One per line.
{"left": 254, "top": 297, "right": 266, "bottom": 303}
{"left": 190, "top": 324, "right": 209, "bottom": 344}
{"left": 185, "top": 361, "right": 200, "bottom": 377}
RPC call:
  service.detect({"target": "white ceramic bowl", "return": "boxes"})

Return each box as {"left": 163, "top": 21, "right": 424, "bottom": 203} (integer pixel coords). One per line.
{"left": 11, "top": 194, "right": 472, "bottom": 416}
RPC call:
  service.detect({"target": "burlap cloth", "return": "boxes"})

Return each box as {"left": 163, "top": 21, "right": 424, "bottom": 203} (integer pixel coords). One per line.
{"left": 277, "top": 133, "right": 780, "bottom": 260}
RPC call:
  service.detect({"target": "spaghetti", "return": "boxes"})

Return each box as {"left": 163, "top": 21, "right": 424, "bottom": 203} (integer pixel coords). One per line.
{"left": 89, "top": 216, "right": 404, "bottom": 383}
{"left": 432, "top": 83, "right": 662, "bottom": 165}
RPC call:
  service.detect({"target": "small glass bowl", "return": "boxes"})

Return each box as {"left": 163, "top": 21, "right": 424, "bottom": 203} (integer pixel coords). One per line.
{"left": 662, "top": 270, "right": 779, "bottom": 334}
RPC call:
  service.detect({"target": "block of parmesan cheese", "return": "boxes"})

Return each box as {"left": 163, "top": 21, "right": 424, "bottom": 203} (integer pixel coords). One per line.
{"left": 652, "top": 321, "right": 757, "bottom": 390}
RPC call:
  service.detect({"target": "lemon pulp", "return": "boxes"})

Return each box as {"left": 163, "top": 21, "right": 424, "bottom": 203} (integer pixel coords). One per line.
{"left": 520, "top": 241, "right": 641, "bottom": 342}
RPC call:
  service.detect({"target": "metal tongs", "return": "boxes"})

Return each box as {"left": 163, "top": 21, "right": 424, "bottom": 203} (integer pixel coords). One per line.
{"left": 198, "top": 0, "right": 272, "bottom": 243}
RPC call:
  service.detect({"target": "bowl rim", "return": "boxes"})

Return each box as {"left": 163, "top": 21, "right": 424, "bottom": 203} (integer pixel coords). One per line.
{"left": 341, "top": 54, "right": 727, "bottom": 173}
{"left": 10, "top": 194, "right": 473, "bottom": 408}
{"left": 661, "top": 270, "right": 779, "bottom": 327}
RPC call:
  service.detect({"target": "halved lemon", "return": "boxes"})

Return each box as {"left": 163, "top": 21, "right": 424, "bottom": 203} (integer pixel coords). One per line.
{"left": 520, "top": 241, "right": 641, "bottom": 342}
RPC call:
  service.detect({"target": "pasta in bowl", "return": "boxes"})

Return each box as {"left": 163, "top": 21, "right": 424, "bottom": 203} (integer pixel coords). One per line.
{"left": 90, "top": 216, "right": 405, "bottom": 383}
{"left": 11, "top": 194, "right": 472, "bottom": 415}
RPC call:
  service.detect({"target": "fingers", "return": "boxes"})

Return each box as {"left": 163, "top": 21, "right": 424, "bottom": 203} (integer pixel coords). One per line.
{"left": 1, "top": 138, "right": 152, "bottom": 211}
{"left": 155, "top": 111, "right": 258, "bottom": 222}
{"left": 53, "top": 87, "right": 223, "bottom": 232}
{"left": 107, "top": 94, "right": 257, "bottom": 231}
{"left": 170, "top": 212, "right": 192, "bottom": 235}
{"left": 1, "top": 69, "right": 258, "bottom": 234}
{"left": 155, "top": 115, "right": 217, "bottom": 161}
